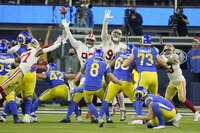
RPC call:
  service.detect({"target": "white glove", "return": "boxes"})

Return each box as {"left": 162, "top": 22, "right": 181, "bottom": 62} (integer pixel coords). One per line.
{"left": 62, "top": 19, "right": 71, "bottom": 29}
{"left": 54, "top": 35, "right": 63, "bottom": 44}
{"left": 62, "top": 35, "right": 69, "bottom": 44}
{"left": 104, "top": 9, "right": 113, "bottom": 20}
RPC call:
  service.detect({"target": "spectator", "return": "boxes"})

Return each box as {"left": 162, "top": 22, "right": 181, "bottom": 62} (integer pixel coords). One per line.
{"left": 36, "top": 55, "right": 47, "bottom": 74}
{"left": 27, "top": 25, "right": 52, "bottom": 63}
{"left": 168, "top": 7, "right": 189, "bottom": 36}
{"left": 65, "top": 48, "right": 80, "bottom": 74}
{"left": 123, "top": 6, "right": 143, "bottom": 36}
{"left": 187, "top": 38, "right": 200, "bottom": 82}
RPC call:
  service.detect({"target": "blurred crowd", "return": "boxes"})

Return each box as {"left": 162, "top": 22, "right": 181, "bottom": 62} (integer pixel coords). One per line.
{"left": 0, "top": 0, "right": 200, "bottom": 6}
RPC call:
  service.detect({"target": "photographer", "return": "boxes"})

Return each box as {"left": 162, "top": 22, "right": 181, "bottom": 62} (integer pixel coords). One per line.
{"left": 123, "top": 6, "right": 143, "bottom": 36}
{"left": 74, "top": 1, "right": 94, "bottom": 28}
{"left": 168, "top": 7, "right": 189, "bottom": 36}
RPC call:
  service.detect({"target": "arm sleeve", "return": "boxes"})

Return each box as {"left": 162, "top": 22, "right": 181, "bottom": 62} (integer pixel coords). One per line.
{"left": 42, "top": 41, "right": 61, "bottom": 54}
{"left": 0, "top": 58, "right": 15, "bottom": 64}
{"left": 101, "top": 19, "right": 108, "bottom": 45}
{"left": 7, "top": 44, "right": 21, "bottom": 54}
{"left": 187, "top": 51, "right": 191, "bottom": 70}
{"left": 105, "top": 64, "right": 111, "bottom": 73}
{"left": 64, "top": 26, "right": 81, "bottom": 50}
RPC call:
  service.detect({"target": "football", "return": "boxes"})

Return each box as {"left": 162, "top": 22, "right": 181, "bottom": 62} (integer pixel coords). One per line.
{"left": 59, "top": 7, "right": 67, "bottom": 15}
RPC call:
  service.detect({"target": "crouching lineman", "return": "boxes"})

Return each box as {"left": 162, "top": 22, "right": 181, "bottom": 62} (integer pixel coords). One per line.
{"left": 131, "top": 87, "right": 179, "bottom": 129}
{"left": 30, "top": 63, "right": 76, "bottom": 122}
{"left": 0, "top": 35, "right": 66, "bottom": 103}
{"left": 162, "top": 44, "right": 200, "bottom": 122}
{"left": 98, "top": 44, "right": 138, "bottom": 128}
{"left": 0, "top": 42, "right": 23, "bottom": 123}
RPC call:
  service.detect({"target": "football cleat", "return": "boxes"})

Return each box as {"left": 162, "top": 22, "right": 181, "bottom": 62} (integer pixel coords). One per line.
{"left": 60, "top": 117, "right": 71, "bottom": 123}
{"left": 85, "top": 110, "right": 91, "bottom": 119}
{"left": 98, "top": 118, "right": 104, "bottom": 128}
{"left": 171, "top": 119, "right": 180, "bottom": 128}
{"left": 194, "top": 111, "right": 200, "bottom": 122}
{"left": 14, "top": 119, "right": 24, "bottom": 124}
{"left": 110, "top": 104, "right": 119, "bottom": 116}
{"left": 174, "top": 113, "right": 182, "bottom": 122}
{"left": 76, "top": 116, "right": 83, "bottom": 123}
{"left": 106, "top": 117, "right": 113, "bottom": 123}
{"left": 22, "top": 114, "right": 31, "bottom": 123}
{"left": 120, "top": 110, "right": 126, "bottom": 121}
{"left": 128, "top": 120, "right": 143, "bottom": 125}
{"left": 0, "top": 116, "right": 6, "bottom": 122}
{"left": 30, "top": 116, "right": 37, "bottom": 122}
{"left": 153, "top": 124, "right": 165, "bottom": 129}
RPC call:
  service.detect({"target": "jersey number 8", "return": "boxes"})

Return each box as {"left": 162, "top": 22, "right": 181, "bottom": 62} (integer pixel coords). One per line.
{"left": 90, "top": 63, "right": 99, "bottom": 77}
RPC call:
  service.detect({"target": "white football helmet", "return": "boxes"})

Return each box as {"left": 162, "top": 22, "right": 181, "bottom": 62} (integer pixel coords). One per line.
{"left": 85, "top": 34, "right": 96, "bottom": 48}
{"left": 111, "top": 29, "right": 122, "bottom": 42}
{"left": 26, "top": 42, "right": 40, "bottom": 50}
{"left": 163, "top": 44, "right": 175, "bottom": 58}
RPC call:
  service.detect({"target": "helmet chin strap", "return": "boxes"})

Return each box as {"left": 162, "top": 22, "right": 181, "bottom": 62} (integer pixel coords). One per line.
{"left": 86, "top": 44, "right": 93, "bottom": 48}
{"left": 112, "top": 37, "right": 120, "bottom": 42}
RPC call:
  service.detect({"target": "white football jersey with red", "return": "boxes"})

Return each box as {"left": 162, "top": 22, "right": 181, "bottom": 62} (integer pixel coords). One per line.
{"left": 166, "top": 54, "right": 185, "bottom": 83}
{"left": 19, "top": 47, "right": 41, "bottom": 75}
{"left": 101, "top": 36, "right": 126, "bottom": 61}
{"left": 73, "top": 41, "right": 101, "bottom": 66}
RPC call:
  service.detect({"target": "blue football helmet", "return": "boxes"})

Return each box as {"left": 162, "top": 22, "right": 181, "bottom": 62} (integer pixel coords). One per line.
{"left": 126, "top": 44, "right": 135, "bottom": 55}
{"left": 46, "top": 63, "right": 57, "bottom": 72}
{"left": 140, "top": 34, "right": 152, "bottom": 46}
{"left": 133, "top": 86, "right": 148, "bottom": 101}
{"left": 17, "top": 32, "right": 32, "bottom": 45}
{"left": 0, "top": 43, "right": 8, "bottom": 54}
{"left": 94, "top": 49, "right": 104, "bottom": 60}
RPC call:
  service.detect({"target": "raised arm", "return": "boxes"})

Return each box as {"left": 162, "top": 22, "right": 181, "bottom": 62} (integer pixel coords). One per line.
{"left": 36, "top": 73, "right": 47, "bottom": 80}
{"left": 7, "top": 44, "right": 21, "bottom": 54}
{"left": 45, "top": 26, "right": 52, "bottom": 45}
{"left": 101, "top": 10, "right": 113, "bottom": 44}
{"left": 27, "top": 27, "right": 34, "bottom": 38}
{"left": 156, "top": 54, "right": 171, "bottom": 72}
{"left": 62, "top": 19, "right": 81, "bottom": 49}
{"left": 125, "top": 54, "right": 135, "bottom": 66}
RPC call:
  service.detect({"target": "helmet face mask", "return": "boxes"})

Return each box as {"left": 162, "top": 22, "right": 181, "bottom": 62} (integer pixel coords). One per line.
{"left": 17, "top": 32, "right": 32, "bottom": 45}
{"left": 111, "top": 29, "right": 122, "bottom": 42}
{"left": 85, "top": 34, "right": 96, "bottom": 48}
{"left": 163, "top": 44, "right": 175, "bottom": 58}
{"left": 26, "top": 42, "right": 40, "bottom": 51}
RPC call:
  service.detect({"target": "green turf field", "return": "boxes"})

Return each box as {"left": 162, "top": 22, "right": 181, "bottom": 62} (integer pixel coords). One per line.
{"left": 0, "top": 107, "right": 200, "bottom": 133}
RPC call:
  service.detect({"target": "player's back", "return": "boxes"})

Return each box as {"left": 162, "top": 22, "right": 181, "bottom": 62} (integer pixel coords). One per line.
{"left": 84, "top": 57, "right": 111, "bottom": 91}
{"left": 133, "top": 47, "right": 158, "bottom": 73}
{"left": 145, "top": 94, "right": 174, "bottom": 109}
{"left": 45, "top": 70, "right": 66, "bottom": 89}
{"left": 0, "top": 53, "right": 13, "bottom": 76}
{"left": 13, "top": 45, "right": 27, "bottom": 57}
{"left": 113, "top": 52, "right": 135, "bottom": 82}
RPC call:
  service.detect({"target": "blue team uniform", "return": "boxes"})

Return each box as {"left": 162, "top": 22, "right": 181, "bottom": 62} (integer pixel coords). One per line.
{"left": 83, "top": 57, "right": 111, "bottom": 91}
{"left": 0, "top": 54, "right": 13, "bottom": 76}
{"left": 133, "top": 47, "right": 159, "bottom": 94}
{"left": 144, "top": 94, "right": 176, "bottom": 127}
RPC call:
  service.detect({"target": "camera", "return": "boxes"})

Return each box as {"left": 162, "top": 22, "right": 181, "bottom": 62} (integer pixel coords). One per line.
{"left": 125, "top": 9, "right": 136, "bottom": 18}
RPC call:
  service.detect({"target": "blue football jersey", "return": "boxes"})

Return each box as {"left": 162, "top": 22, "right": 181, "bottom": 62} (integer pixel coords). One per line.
{"left": 45, "top": 71, "right": 66, "bottom": 89}
{"left": 14, "top": 45, "right": 36, "bottom": 72}
{"left": 0, "top": 53, "right": 14, "bottom": 76}
{"left": 133, "top": 47, "right": 159, "bottom": 73}
{"left": 83, "top": 58, "right": 111, "bottom": 91}
{"left": 144, "top": 94, "right": 174, "bottom": 109}
{"left": 113, "top": 52, "right": 135, "bottom": 82}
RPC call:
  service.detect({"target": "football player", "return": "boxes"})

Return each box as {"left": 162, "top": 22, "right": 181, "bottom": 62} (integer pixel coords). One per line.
{"left": 162, "top": 44, "right": 200, "bottom": 122}
{"left": 101, "top": 10, "right": 127, "bottom": 119}
{"left": 30, "top": 63, "right": 76, "bottom": 122}
{"left": 0, "top": 42, "right": 23, "bottom": 123}
{"left": 0, "top": 35, "right": 65, "bottom": 107}
{"left": 98, "top": 44, "right": 138, "bottom": 127}
{"left": 125, "top": 34, "right": 172, "bottom": 125}
{"left": 62, "top": 19, "right": 100, "bottom": 120}
{"left": 131, "top": 87, "right": 179, "bottom": 129}
{"left": 82, "top": 49, "right": 123, "bottom": 122}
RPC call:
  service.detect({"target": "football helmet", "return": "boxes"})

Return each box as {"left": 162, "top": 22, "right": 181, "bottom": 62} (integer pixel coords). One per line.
{"left": 85, "top": 34, "right": 96, "bottom": 48}
{"left": 163, "top": 44, "right": 175, "bottom": 58}
{"left": 46, "top": 63, "right": 57, "bottom": 72}
{"left": 31, "top": 38, "right": 39, "bottom": 46}
{"left": 140, "top": 34, "right": 152, "bottom": 46}
{"left": 125, "top": 44, "right": 135, "bottom": 55}
{"left": 111, "top": 29, "right": 122, "bottom": 42}
{"left": 17, "top": 32, "right": 32, "bottom": 45}
{"left": 0, "top": 43, "right": 8, "bottom": 54}
{"left": 94, "top": 49, "right": 104, "bottom": 60}
{"left": 133, "top": 86, "right": 148, "bottom": 101}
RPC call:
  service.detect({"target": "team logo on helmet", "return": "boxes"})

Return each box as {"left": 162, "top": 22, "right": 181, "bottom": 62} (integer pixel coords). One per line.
{"left": 46, "top": 63, "right": 57, "bottom": 72}
{"left": 140, "top": 34, "right": 152, "bottom": 46}
{"left": 17, "top": 32, "right": 32, "bottom": 45}
{"left": 0, "top": 43, "right": 8, "bottom": 54}
{"left": 133, "top": 86, "right": 148, "bottom": 101}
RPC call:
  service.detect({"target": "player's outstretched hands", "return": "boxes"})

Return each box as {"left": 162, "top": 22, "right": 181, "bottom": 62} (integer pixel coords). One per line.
{"left": 104, "top": 9, "right": 113, "bottom": 20}
{"left": 62, "top": 19, "right": 71, "bottom": 29}
{"left": 54, "top": 35, "right": 63, "bottom": 44}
